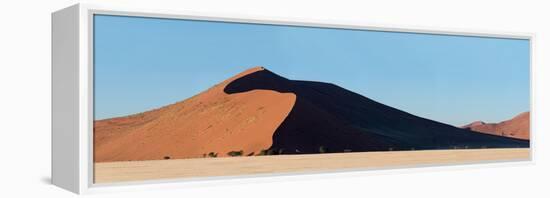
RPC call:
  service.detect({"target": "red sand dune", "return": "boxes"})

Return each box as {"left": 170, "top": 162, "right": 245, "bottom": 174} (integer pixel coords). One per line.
{"left": 95, "top": 67, "right": 296, "bottom": 162}
{"left": 95, "top": 67, "right": 529, "bottom": 162}
{"left": 462, "top": 112, "right": 530, "bottom": 140}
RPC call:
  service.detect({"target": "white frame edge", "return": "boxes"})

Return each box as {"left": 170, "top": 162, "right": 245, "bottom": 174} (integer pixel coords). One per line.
{"left": 52, "top": 4, "right": 93, "bottom": 194}
{"left": 52, "top": 3, "right": 535, "bottom": 194}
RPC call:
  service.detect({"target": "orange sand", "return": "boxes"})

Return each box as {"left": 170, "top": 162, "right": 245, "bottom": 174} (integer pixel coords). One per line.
{"left": 94, "top": 67, "right": 296, "bottom": 162}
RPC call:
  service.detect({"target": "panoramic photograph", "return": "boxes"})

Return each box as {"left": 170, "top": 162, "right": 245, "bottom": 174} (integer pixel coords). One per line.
{"left": 92, "top": 15, "right": 530, "bottom": 182}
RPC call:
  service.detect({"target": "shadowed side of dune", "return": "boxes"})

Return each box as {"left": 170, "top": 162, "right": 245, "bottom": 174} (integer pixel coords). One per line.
{"left": 224, "top": 69, "right": 529, "bottom": 154}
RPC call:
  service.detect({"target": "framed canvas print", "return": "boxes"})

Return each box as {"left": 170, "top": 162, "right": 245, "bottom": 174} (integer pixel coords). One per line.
{"left": 52, "top": 4, "right": 533, "bottom": 194}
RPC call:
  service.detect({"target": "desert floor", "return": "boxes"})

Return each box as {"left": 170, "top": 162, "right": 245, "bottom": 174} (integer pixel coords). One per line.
{"left": 94, "top": 148, "right": 530, "bottom": 184}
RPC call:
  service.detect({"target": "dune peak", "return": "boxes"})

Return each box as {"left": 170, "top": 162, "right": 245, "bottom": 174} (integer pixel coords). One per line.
{"left": 221, "top": 66, "right": 275, "bottom": 84}
{"left": 238, "top": 66, "right": 268, "bottom": 75}
{"left": 463, "top": 121, "right": 486, "bottom": 128}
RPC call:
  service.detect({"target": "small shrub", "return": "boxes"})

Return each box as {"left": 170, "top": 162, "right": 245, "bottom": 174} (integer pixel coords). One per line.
{"left": 319, "top": 146, "right": 327, "bottom": 153}
{"left": 227, "top": 150, "right": 243, "bottom": 157}
{"left": 277, "top": 148, "right": 285, "bottom": 155}
{"left": 208, "top": 152, "right": 218, "bottom": 158}
{"left": 258, "top": 148, "right": 278, "bottom": 155}
{"left": 164, "top": 156, "right": 171, "bottom": 160}
{"left": 258, "top": 149, "right": 269, "bottom": 156}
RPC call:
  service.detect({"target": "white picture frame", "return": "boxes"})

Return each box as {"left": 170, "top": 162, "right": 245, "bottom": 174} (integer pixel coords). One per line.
{"left": 52, "top": 3, "right": 534, "bottom": 194}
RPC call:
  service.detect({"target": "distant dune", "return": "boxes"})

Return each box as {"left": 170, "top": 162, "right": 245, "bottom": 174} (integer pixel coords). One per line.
{"left": 94, "top": 67, "right": 529, "bottom": 162}
{"left": 462, "top": 112, "right": 530, "bottom": 140}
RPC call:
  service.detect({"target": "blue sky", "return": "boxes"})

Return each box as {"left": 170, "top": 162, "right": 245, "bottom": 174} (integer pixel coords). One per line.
{"left": 94, "top": 15, "right": 530, "bottom": 126}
